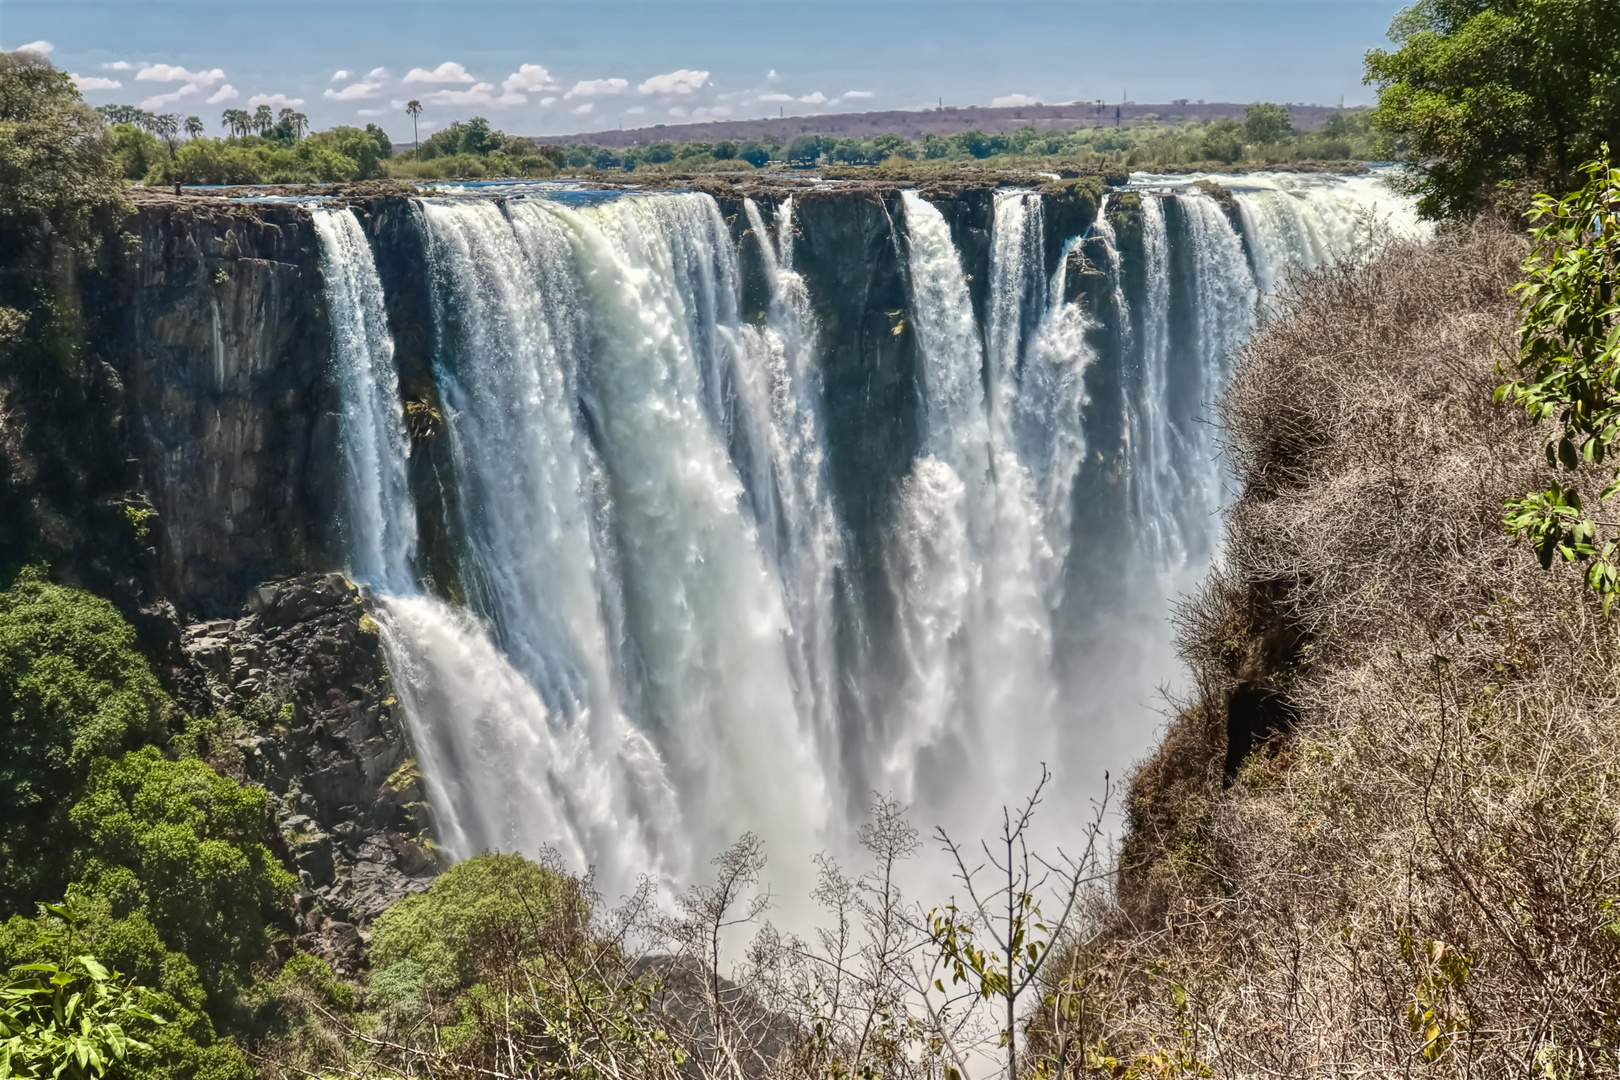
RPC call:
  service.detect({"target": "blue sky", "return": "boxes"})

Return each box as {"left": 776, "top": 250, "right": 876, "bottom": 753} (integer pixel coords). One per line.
{"left": 10, "top": 1, "right": 1404, "bottom": 138}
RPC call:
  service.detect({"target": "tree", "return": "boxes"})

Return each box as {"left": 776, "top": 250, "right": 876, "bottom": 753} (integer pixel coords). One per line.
{"left": 67, "top": 748, "right": 295, "bottom": 1001}
{"left": 785, "top": 134, "right": 823, "bottom": 165}
{"left": 1499, "top": 151, "right": 1620, "bottom": 608}
{"left": 1242, "top": 102, "right": 1294, "bottom": 143}
{"left": 405, "top": 98, "right": 422, "bottom": 151}
{"left": 0, "top": 569, "right": 166, "bottom": 914}
{"left": 219, "top": 108, "right": 248, "bottom": 137}
{"left": 251, "top": 104, "right": 273, "bottom": 136}
{"left": 151, "top": 113, "right": 178, "bottom": 153}
{"left": 1365, "top": 0, "right": 1620, "bottom": 220}
{"left": 927, "top": 768, "right": 1109, "bottom": 1080}
{"left": 182, "top": 115, "right": 203, "bottom": 140}
{"left": 0, "top": 52, "right": 126, "bottom": 252}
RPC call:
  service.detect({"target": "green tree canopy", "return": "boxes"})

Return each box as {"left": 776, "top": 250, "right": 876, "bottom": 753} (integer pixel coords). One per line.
{"left": 0, "top": 51, "right": 125, "bottom": 251}
{"left": 1366, "top": 0, "right": 1620, "bottom": 219}
{"left": 67, "top": 748, "right": 295, "bottom": 1001}
{"left": 369, "top": 854, "right": 588, "bottom": 998}
{"left": 1243, "top": 102, "right": 1295, "bottom": 143}
{"left": 0, "top": 569, "right": 167, "bottom": 913}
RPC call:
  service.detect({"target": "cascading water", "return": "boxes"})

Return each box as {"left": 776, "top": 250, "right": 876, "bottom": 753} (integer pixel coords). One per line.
{"left": 312, "top": 171, "right": 1422, "bottom": 913}
{"left": 313, "top": 206, "right": 417, "bottom": 592}
{"left": 884, "top": 190, "right": 1097, "bottom": 832}
{"left": 1114, "top": 169, "right": 1427, "bottom": 574}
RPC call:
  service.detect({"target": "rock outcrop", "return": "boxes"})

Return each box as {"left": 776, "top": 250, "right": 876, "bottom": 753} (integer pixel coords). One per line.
{"left": 172, "top": 572, "right": 437, "bottom": 973}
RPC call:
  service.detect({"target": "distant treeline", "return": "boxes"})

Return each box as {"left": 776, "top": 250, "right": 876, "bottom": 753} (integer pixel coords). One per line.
{"left": 98, "top": 100, "right": 1377, "bottom": 186}
{"left": 541, "top": 103, "right": 1376, "bottom": 172}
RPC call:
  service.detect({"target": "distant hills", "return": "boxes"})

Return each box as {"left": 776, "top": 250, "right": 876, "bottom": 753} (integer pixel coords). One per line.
{"left": 525, "top": 101, "right": 1356, "bottom": 148}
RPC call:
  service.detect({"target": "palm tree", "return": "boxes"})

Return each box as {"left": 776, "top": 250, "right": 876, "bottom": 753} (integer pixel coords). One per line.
{"left": 252, "top": 104, "right": 273, "bottom": 136}
{"left": 184, "top": 115, "right": 204, "bottom": 141}
{"left": 153, "top": 113, "right": 179, "bottom": 152}
{"left": 406, "top": 99, "right": 422, "bottom": 152}
{"left": 221, "top": 108, "right": 248, "bottom": 137}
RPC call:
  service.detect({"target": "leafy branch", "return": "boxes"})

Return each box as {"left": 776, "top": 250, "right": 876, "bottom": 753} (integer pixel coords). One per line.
{"left": 1498, "top": 147, "right": 1620, "bottom": 608}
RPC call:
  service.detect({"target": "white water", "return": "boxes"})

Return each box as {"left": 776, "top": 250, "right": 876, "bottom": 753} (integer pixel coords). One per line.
{"left": 406, "top": 193, "right": 833, "bottom": 903}
{"left": 1118, "top": 169, "right": 1427, "bottom": 572}
{"left": 310, "top": 173, "right": 1421, "bottom": 916}
{"left": 312, "top": 207, "right": 417, "bottom": 592}
{"left": 886, "top": 190, "right": 1096, "bottom": 834}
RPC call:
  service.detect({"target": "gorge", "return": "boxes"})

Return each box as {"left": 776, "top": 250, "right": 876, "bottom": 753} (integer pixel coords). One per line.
{"left": 86, "top": 171, "right": 1422, "bottom": 916}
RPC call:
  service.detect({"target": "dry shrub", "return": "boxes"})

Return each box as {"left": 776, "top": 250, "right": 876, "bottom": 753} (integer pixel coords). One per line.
{"left": 1098, "top": 220, "right": 1620, "bottom": 1077}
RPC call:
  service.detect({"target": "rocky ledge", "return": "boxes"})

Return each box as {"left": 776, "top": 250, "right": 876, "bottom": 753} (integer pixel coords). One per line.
{"left": 173, "top": 572, "right": 438, "bottom": 974}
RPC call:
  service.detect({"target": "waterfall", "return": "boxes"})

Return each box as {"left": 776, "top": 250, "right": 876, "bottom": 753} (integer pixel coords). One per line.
{"left": 311, "top": 207, "right": 417, "bottom": 592}
{"left": 736, "top": 196, "right": 844, "bottom": 771}
{"left": 1111, "top": 169, "right": 1425, "bottom": 576}
{"left": 410, "top": 192, "right": 830, "bottom": 897}
{"left": 885, "top": 190, "right": 1095, "bottom": 827}
{"left": 309, "top": 171, "right": 1420, "bottom": 912}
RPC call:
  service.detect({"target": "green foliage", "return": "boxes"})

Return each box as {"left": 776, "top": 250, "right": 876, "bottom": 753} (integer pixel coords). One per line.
{"left": 1497, "top": 152, "right": 1620, "bottom": 607}
{"left": 67, "top": 748, "right": 295, "bottom": 1001}
{"left": 369, "top": 853, "right": 586, "bottom": 997}
{"left": 0, "top": 956, "right": 158, "bottom": 1079}
{"left": 1242, "top": 102, "right": 1294, "bottom": 143}
{"left": 1366, "top": 0, "right": 1620, "bottom": 220}
{"left": 0, "top": 51, "right": 126, "bottom": 251}
{"left": 0, "top": 568, "right": 167, "bottom": 914}
{"left": 418, "top": 116, "right": 504, "bottom": 160}
{"left": 0, "top": 902, "right": 253, "bottom": 1080}
{"left": 109, "top": 125, "right": 163, "bottom": 183}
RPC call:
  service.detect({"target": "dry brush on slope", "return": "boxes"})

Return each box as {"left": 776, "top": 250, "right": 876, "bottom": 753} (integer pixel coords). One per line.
{"left": 1087, "top": 220, "right": 1620, "bottom": 1076}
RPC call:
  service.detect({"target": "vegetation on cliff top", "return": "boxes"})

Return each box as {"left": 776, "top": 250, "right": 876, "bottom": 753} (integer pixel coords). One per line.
{"left": 1367, "top": 0, "right": 1620, "bottom": 219}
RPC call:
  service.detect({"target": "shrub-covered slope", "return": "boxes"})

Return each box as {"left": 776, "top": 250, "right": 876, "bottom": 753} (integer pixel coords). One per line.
{"left": 1108, "top": 221, "right": 1620, "bottom": 1074}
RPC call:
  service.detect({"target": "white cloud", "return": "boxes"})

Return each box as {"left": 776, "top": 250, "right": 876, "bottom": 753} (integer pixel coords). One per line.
{"left": 423, "top": 81, "right": 527, "bottom": 107}
{"left": 325, "top": 81, "right": 383, "bottom": 101}
{"left": 366, "top": 67, "right": 390, "bottom": 80}
{"left": 767, "top": 69, "right": 780, "bottom": 82}
{"left": 625, "top": 105, "right": 646, "bottom": 115}
{"left": 638, "top": 69, "right": 708, "bottom": 95}
{"left": 15, "top": 40, "right": 53, "bottom": 55}
{"left": 668, "top": 106, "right": 687, "bottom": 118}
{"left": 567, "top": 77, "right": 627, "bottom": 98}
{"left": 991, "top": 93, "right": 1040, "bottom": 108}
{"left": 691, "top": 105, "right": 732, "bottom": 120}
{"left": 331, "top": 70, "right": 351, "bottom": 82}
{"left": 404, "top": 61, "right": 474, "bottom": 84}
{"left": 539, "top": 96, "right": 557, "bottom": 107}
{"left": 139, "top": 84, "right": 199, "bottom": 110}
{"left": 503, "top": 64, "right": 556, "bottom": 94}
{"left": 571, "top": 102, "right": 594, "bottom": 115}
{"left": 799, "top": 92, "right": 828, "bottom": 105}
{"left": 71, "top": 74, "right": 122, "bottom": 91}
{"left": 248, "top": 92, "right": 304, "bottom": 110}
{"left": 136, "top": 64, "right": 224, "bottom": 85}
{"left": 756, "top": 92, "right": 793, "bottom": 103}
{"left": 357, "top": 108, "right": 387, "bottom": 117}
{"left": 207, "top": 84, "right": 238, "bottom": 105}
{"left": 842, "top": 90, "right": 874, "bottom": 100}
{"left": 103, "top": 61, "right": 133, "bottom": 71}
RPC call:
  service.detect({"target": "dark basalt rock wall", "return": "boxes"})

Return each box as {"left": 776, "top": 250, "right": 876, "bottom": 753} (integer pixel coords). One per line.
{"left": 104, "top": 197, "right": 342, "bottom": 618}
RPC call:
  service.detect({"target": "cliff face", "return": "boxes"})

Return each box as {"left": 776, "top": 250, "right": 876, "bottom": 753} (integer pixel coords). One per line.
{"left": 106, "top": 197, "right": 342, "bottom": 618}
